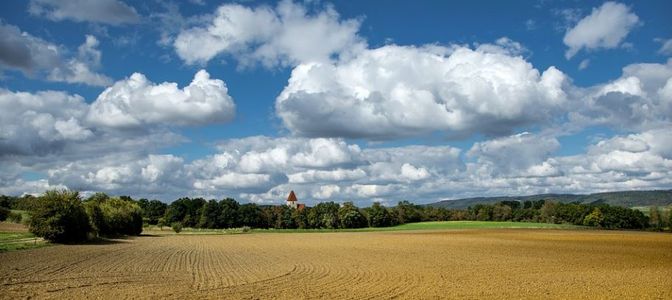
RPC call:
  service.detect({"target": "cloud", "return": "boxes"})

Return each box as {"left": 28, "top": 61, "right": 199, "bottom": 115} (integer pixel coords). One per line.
{"left": 467, "top": 132, "right": 560, "bottom": 176}
{"left": 578, "top": 59, "right": 590, "bottom": 70}
{"left": 88, "top": 70, "right": 235, "bottom": 128}
{"left": 657, "top": 38, "right": 672, "bottom": 56}
{"left": 28, "top": 0, "right": 140, "bottom": 25}
{"left": 46, "top": 35, "right": 113, "bottom": 86}
{"left": 3, "top": 129, "right": 671, "bottom": 204}
{"left": 0, "top": 23, "right": 111, "bottom": 86}
{"left": 563, "top": 2, "right": 639, "bottom": 59}
{"left": 276, "top": 43, "right": 567, "bottom": 140}
{"left": 174, "top": 0, "right": 366, "bottom": 67}
{"left": 569, "top": 59, "right": 672, "bottom": 129}
{"left": 0, "top": 89, "right": 91, "bottom": 157}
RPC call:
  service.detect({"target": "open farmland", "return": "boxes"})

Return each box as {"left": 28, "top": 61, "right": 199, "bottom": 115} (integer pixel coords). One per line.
{"left": 1, "top": 229, "right": 671, "bottom": 299}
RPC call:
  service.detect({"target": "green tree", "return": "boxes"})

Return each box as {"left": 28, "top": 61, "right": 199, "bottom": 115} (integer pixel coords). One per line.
{"left": 239, "top": 204, "right": 263, "bottom": 228}
{"left": 86, "top": 192, "right": 110, "bottom": 203}
{"left": 29, "top": 190, "right": 91, "bottom": 243}
{"left": 0, "top": 206, "right": 9, "bottom": 221}
{"left": 171, "top": 222, "right": 183, "bottom": 233}
{"left": 338, "top": 202, "right": 367, "bottom": 229}
{"left": 366, "top": 202, "right": 392, "bottom": 227}
{"left": 393, "top": 201, "right": 422, "bottom": 224}
{"left": 583, "top": 208, "right": 605, "bottom": 227}
{"left": 292, "top": 207, "right": 309, "bottom": 229}
{"left": 83, "top": 200, "right": 107, "bottom": 237}
{"left": 198, "top": 199, "right": 221, "bottom": 228}
{"left": 492, "top": 204, "right": 513, "bottom": 221}
{"left": 99, "top": 198, "right": 143, "bottom": 236}
{"left": 312, "top": 202, "right": 340, "bottom": 229}
{"left": 649, "top": 206, "right": 662, "bottom": 230}
{"left": 218, "top": 198, "right": 240, "bottom": 228}
{"left": 164, "top": 197, "right": 206, "bottom": 228}
{"left": 540, "top": 201, "right": 558, "bottom": 223}
{"left": 143, "top": 200, "right": 167, "bottom": 225}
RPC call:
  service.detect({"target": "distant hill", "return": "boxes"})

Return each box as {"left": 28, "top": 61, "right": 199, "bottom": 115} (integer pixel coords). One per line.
{"left": 427, "top": 190, "right": 672, "bottom": 209}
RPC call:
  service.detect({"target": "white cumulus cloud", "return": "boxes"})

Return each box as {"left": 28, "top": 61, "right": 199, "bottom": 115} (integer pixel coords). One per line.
{"left": 88, "top": 70, "right": 235, "bottom": 128}
{"left": 563, "top": 2, "right": 639, "bottom": 59}
{"left": 276, "top": 43, "right": 567, "bottom": 140}
{"left": 174, "top": 0, "right": 365, "bottom": 67}
{"left": 0, "top": 23, "right": 111, "bottom": 86}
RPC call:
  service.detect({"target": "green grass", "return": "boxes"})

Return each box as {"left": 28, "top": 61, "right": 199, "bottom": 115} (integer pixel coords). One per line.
{"left": 0, "top": 232, "right": 48, "bottom": 252}
{"left": 8, "top": 209, "right": 31, "bottom": 224}
{"left": 146, "top": 221, "right": 583, "bottom": 235}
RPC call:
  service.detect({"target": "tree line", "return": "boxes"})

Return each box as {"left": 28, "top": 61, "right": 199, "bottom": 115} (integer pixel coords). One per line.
{"left": 1, "top": 191, "right": 670, "bottom": 243}
{"left": 1, "top": 191, "right": 143, "bottom": 243}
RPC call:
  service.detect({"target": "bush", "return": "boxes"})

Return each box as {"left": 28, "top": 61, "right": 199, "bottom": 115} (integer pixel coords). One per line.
{"left": 0, "top": 206, "right": 9, "bottom": 221}
{"left": 7, "top": 211, "right": 23, "bottom": 223}
{"left": 241, "top": 226, "right": 251, "bottom": 233}
{"left": 583, "top": 208, "right": 604, "bottom": 227}
{"left": 171, "top": 222, "right": 183, "bottom": 233}
{"left": 29, "top": 190, "right": 91, "bottom": 243}
{"left": 99, "top": 198, "right": 143, "bottom": 236}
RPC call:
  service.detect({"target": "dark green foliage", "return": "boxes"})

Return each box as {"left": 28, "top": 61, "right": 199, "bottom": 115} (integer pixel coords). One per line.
{"left": 171, "top": 222, "right": 183, "bottom": 233}
{"left": 598, "top": 205, "right": 648, "bottom": 229}
{"left": 11, "top": 195, "right": 39, "bottom": 211}
{"left": 198, "top": 199, "right": 222, "bottom": 228}
{"left": 83, "top": 194, "right": 143, "bottom": 236}
{"left": 0, "top": 206, "right": 9, "bottom": 221}
{"left": 218, "top": 198, "right": 240, "bottom": 228}
{"left": 338, "top": 202, "right": 367, "bottom": 228}
{"left": 29, "top": 190, "right": 91, "bottom": 243}
{"left": 492, "top": 204, "right": 512, "bottom": 221}
{"left": 393, "top": 201, "right": 422, "bottom": 224}
{"left": 292, "top": 208, "right": 309, "bottom": 229}
{"left": 2, "top": 189, "right": 661, "bottom": 233}
{"left": 86, "top": 192, "right": 110, "bottom": 203}
{"left": 84, "top": 200, "right": 107, "bottom": 235}
{"left": 99, "top": 198, "right": 143, "bottom": 236}
{"left": 137, "top": 199, "right": 167, "bottom": 225}
{"left": 239, "top": 204, "right": 264, "bottom": 228}
{"left": 7, "top": 211, "right": 23, "bottom": 223}
{"left": 0, "top": 195, "right": 16, "bottom": 209}
{"left": 365, "top": 202, "right": 393, "bottom": 227}
{"left": 164, "top": 197, "right": 206, "bottom": 228}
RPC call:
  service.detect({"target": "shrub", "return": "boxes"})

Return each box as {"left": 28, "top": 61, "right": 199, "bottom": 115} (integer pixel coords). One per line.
{"left": 338, "top": 202, "right": 367, "bottom": 229}
{"left": 7, "top": 211, "right": 23, "bottom": 223}
{"left": 83, "top": 200, "right": 108, "bottom": 237}
{"left": 583, "top": 208, "right": 604, "bottom": 227}
{"left": 99, "top": 198, "right": 143, "bottom": 236}
{"left": 29, "top": 190, "right": 91, "bottom": 243}
{"left": 0, "top": 206, "right": 9, "bottom": 221}
{"left": 241, "top": 226, "right": 251, "bottom": 233}
{"left": 171, "top": 222, "right": 183, "bottom": 233}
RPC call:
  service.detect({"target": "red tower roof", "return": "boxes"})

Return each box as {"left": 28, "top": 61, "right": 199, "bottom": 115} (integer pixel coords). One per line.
{"left": 287, "top": 190, "right": 298, "bottom": 202}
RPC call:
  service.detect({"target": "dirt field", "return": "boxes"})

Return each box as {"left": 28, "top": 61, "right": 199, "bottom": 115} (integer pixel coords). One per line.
{"left": 1, "top": 229, "right": 671, "bottom": 299}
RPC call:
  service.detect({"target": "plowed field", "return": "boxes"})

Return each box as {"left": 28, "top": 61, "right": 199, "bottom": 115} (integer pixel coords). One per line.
{"left": 1, "top": 229, "right": 671, "bottom": 299}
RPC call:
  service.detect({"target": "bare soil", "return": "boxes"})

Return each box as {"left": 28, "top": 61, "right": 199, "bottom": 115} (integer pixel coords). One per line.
{"left": 1, "top": 229, "right": 671, "bottom": 299}
{"left": 0, "top": 222, "right": 28, "bottom": 233}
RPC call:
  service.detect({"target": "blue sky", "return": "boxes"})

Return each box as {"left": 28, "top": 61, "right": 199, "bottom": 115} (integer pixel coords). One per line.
{"left": 1, "top": 0, "right": 671, "bottom": 204}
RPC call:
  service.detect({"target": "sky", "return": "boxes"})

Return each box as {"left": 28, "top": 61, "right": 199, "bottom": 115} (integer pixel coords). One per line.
{"left": 0, "top": 0, "right": 671, "bottom": 205}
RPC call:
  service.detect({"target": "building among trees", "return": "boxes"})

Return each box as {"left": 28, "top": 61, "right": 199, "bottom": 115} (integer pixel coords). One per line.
{"left": 285, "top": 190, "right": 304, "bottom": 210}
